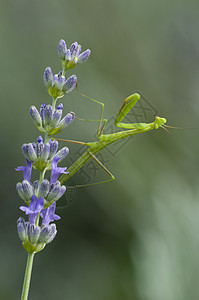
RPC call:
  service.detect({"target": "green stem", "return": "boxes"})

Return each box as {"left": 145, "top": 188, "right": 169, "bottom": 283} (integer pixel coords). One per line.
{"left": 21, "top": 253, "right": 35, "bottom": 300}
{"left": 44, "top": 132, "right": 50, "bottom": 144}
{"left": 62, "top": 67, "right": 66, "bottom": 76}
{"left": 51, "top": 97, "right": 57, "bottom": 111}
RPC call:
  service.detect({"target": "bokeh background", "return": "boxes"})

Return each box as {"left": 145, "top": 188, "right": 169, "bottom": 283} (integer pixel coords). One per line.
{"left": 1, "top": 0, "right": 199, "bottom": 299}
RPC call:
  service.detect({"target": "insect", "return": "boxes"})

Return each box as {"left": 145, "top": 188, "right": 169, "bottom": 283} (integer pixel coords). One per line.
{"left": 56, "top": 88, "right": 167, "bottom": 188}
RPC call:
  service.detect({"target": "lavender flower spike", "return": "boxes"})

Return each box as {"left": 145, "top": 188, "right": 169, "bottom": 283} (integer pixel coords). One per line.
{"left": 41, "top": 202, "right": 60, "bottom": 226}
{"left": 50, "top": 156, "right": 68, "bottom": 183}
{"left": 20, "top": 195, "right": 44, "bottom": 224}
{"left": 16, "top": 159, "right": 32, "bottom": 182}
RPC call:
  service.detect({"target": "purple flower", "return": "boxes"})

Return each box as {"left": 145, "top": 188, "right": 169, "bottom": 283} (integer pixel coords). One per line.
{"left": 41, "top": 202, "right": 60, "bottom": 226}
{"left": 16, "top": 159, "right": 32, "bottom": 182}
{"left": 20, "top": 195, "right": 44, "bottom": 224}
{"left": 50, "top": 156, "right": 68, "bottom": 183}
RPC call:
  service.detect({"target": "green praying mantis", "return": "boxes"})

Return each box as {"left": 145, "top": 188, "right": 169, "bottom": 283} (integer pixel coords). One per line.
{"left": 57, "top": 89, "right": 167, "bottom": 187}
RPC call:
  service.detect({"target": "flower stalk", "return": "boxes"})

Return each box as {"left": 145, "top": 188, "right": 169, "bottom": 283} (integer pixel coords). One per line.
{"left": 21, "top": 253, "right": 35, "bottom": 300}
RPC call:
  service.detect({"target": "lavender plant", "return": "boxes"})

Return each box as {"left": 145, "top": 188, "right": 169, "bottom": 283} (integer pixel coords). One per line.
{"left": 16, "top": 40, "right": 90, "bottom": 300}
{"left": 16, "top": 39, "right": 166, "bottom": 300}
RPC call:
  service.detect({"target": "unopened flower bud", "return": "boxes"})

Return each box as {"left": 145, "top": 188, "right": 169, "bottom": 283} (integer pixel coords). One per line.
{"left": 44, "top": 105, "right": 53, "bottom": 127}
{"left": 17, "top": 217, "right": 27, "bottom": 242}
{"left": 36, "top": 136, "right": 44, "bottom": 157}
{"left": 22, "top": 144, "right": 37, "bottom": 162}
{"left": 62, "top": 75, "right": 77, "bottom": 93}
{"left": 70, "top": 42, "right": 79, "bottom": 58}
{"left": 48, "top": 140, "right": 58, "bottom": 159}
{"left": 32, "top": 180, "right": 39, "bottom": 195}
{"left": 27, "top": 223, "right": 41, "bottom": 244}
{"left": 77, "top": 49, "right": 91, "bottom": 64}
{"left": 46, "top": 184, "right": 61, "bottom": 202}
{"left": 39, "top": 179, "right": 50, "bottom": 198}
{"left": 30, "top": 106, "right": 42, "bottom": 128}
{"left": 54, "top": 185, "right": 66, "bottom": 202}
{"left": 16, "top": 182, "right": 27, "bottom": 201}
{"left": 51, "top": 109, "right": 63, "bottom": 128}
{"left": 65, "top": 49, "right": 71, "bottom": 61}
{"left": 58, "top": 39, "right": 67, "bottom": 60}
{"left": 59, "top": 112, "right": 75, "bottom": 129}
{"left": 38, "top": 224, "right": 57, "bottom": 244}
{"left": 44, "top": 67, "right": 53, "bottom": 88}
{"left": 52, "top": 74, "right": 59, "bottom": 86}
{"left": 55, "top": 147, "right": 69, "bottom": 162}
{"left": 77, "top": 44, "right": 82, "bottom": 56}
{"left": 40, "top": 143, "right": 50, "bottom": 162}
{"left": 21, "top": 144, "right": 29, "bottom": 161}
{"left": 56, "top": 75, "right": 65, "bottom": 90}
{"left": 28, "top": 143, "right": 38, "bottom": 162}
{"left": 22, "top": 180, "right": 34, "bottom": 199}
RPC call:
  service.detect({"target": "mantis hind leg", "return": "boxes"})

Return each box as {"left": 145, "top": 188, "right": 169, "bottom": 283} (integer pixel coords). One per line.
{"left": 76, "top": 85, "right": 107, "bottom": 137}
{"left": 67, "top": 150, "right": 115, "bottom": 189}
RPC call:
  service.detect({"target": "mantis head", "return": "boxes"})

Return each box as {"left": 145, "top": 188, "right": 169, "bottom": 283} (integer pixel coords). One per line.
{"left": 154, "top": 116, "right": 167, "bottom": 129}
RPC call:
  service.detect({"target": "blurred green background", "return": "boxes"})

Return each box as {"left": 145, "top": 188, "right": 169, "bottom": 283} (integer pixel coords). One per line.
{"left": 1, "top": 0, "right": 199, "bottom": 299}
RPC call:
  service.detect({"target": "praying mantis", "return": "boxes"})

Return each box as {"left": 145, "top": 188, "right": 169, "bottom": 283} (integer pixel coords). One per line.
{"left": 57, "top": 89, "right": 167, "bottom": 187}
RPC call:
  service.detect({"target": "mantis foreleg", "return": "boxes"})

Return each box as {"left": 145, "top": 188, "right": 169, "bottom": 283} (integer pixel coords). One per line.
{"left": 115, "top": 93, "right": 151, "bottom": 130}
